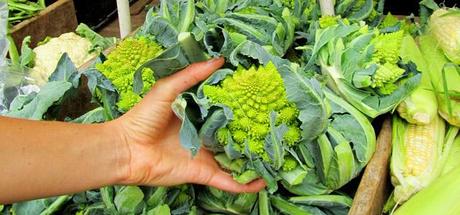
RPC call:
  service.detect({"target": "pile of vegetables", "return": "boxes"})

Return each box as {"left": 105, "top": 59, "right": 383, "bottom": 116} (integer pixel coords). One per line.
{"left": 6, "top": 0, "right": 47, "bottom": 26}
{"left": 0, "top": 0, "right": 460, "bottom": 214}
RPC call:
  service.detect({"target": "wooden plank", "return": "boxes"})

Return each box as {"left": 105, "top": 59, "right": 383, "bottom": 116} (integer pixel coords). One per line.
{"left": 11, "top": 0, "right": 78, "bottom": 48}
{"left": 349, "top": 117, "right": 392, "bottom": 215}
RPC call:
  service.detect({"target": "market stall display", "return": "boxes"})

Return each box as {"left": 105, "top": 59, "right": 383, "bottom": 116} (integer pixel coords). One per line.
{"left": 0, "top": 0, "right": 459, "bottom": 214}
{"left": 8, "top": 0, "right": 78, "bottom": 48}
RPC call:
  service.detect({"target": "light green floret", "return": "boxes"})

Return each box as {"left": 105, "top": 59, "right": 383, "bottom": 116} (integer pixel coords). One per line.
{"left": 279, "top": 0, "right": 295, "bottom": 9}
{"left": 319, "top": 16, "right": 340, "bottom": 28}
{"left": 96, "top": 37, "right": 163, "bottom": 112}
{"left": 203, "top": 62, "right": 301, "bottom": 158}
{"left": 372, "top": 62, "right": 406, "bottom": 95}
{"left": 282, "top": 156, "right": 298, "bottom": 172}
{"left": 371, "top": 30, "right": 404, "bottom": 64}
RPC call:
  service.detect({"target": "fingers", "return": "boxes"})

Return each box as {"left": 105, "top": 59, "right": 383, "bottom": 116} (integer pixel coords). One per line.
{"left": 147, "top": 57, "right": 225, "bottom": 102}
{"left": 205, "top": 170, "right": 266, "bottom": 193}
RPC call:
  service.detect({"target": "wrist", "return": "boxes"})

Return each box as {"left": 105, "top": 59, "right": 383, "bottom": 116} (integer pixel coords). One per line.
{"left": 100, "top": 119, "right": 132, "bottom": 185}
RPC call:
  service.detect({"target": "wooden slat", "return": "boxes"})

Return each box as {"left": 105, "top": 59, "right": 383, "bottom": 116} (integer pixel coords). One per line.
{"left": 349, "top": 117, "right": 392, "bottom": 215}
{"left": 11, "top": 0, "right": 78, "bottom": 48}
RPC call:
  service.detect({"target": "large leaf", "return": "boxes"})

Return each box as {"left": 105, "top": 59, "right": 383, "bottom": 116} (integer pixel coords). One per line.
{"left": 139, "top": 15, "right": 179, "bottom": 48}
{"left": 176, "top": 68, "right": 234, "bottom": 155}
{"left": 199, "top": 108, "right": 233, "bottom": 152}
{"left": 6, "top": 81, "right": 72, "bottom": 120}
{"left": 70, "top": 107, "right": 105, "bottom": 124}
{"left": 172, "top": 93, "right": 202, "bottom": 155}
{"left": 114, "top": 186, "right": 144, "bottom": 214}
{"left": 48, "top": 54, "right": 78, "bottom": 82}
{"left": 133, "top": 32, "right": 208, "bottom": 94}
{"left": 264, "top": 112, "right": 288, "bottom": 170}
{"left": 325, "top": 90, "right": 375, "bottom": 164}
{"left": 270, "top": 195, "right": 327, "bottom": 215}
{"left": 289, "top": 194, "right": 353, "bottom": 208}
{"left": 278, "top": 64, "right": 329, "bottom": 143}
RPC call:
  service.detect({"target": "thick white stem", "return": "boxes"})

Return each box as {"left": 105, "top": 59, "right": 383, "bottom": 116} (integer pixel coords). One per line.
{"left": 319, "top": 0, "right": 335, "bottom": 16}
{"left": 116, "top": 0, "right": 132, "bottom": 38}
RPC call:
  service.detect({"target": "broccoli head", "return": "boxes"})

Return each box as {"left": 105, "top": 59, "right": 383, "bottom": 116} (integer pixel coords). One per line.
{"left": 203, "top": 62, "right": 301, "bottom": 160}
{"left": 96, "top": 37, "right": 163, "bottom": 112}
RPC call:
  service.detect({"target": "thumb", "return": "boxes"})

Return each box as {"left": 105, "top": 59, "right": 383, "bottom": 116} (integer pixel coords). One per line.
{"left": 206, "top": 170, "right": 266, "bottom": 193}
{"left": 146, "top": 57, "right": 225, "bottom": 102}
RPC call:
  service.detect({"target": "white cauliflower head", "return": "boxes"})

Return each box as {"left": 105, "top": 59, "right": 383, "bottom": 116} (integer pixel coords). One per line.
{"left": 29, "top": 32, "right": 96, "bottom": 86}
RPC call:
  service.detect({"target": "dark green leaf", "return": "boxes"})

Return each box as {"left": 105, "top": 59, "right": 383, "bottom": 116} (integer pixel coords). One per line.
{"left": 12, "top": 199, "right": 48, "bottom": 215}
{"left": 48, "top": 53, "right": 78, "bottom": 82}
{"left": 173, "top": 94, "right": 201, "bottom": 156}
{"left": 289, "top": 194, "right": 352, "bottom": 208}
{"left": 6, "top": 81, "right": 72, "bottom": 120}
{"left": 270, "top": 195, "right": 326, "bottom": 215}
{"left": 76, "top": 23, "right": 116, "bottom": 53}
{"left": 71, "top": 107, "right": 105, "bottom": 124}
{"left": 264, "top": 112, "right": 287, "bottom": 170}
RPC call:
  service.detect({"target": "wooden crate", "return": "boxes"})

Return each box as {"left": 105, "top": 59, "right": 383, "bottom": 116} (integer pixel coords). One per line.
{"left": 10, "top": 0, "right": 78, "bottom": 48}
{"left": 350, "top": 117, "right": 392, "bottom": 215}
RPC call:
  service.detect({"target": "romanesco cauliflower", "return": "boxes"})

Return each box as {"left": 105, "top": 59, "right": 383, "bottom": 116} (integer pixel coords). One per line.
{"left": 372, "top": 63, "right": 406, "bottom": 95}
{"left": 96, "top": 37, "right": 163, "bottom": 112}
{"left": 203, "top": 62, "right": 301, "bottom": 160}
{"left": 380, "top": 13, "right": 416, "bottom": 35}
{"left": 368, "top": 30, "right": 406, "bottom": 95}
{"left": 280, "top": 0, "right": 294, "bottom": 9}
{"left": 319, "top": 16, "right": 340, "bottom": 28}
{"left": 282, "top": 156, "right": 298, "bottom": 171}
{"left": 371, "top": 30, "right": 404, "bottom": 64}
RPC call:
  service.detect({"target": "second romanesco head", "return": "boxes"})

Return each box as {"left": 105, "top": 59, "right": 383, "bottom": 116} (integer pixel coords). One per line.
{"left": 203, "top": 62, "right": 302, "bottom": 161}
{"left": 367, "top": 30, "right": 406, "bottom": 95}
{"left": 96, "top": 37, "right": 163, "bottom": 112}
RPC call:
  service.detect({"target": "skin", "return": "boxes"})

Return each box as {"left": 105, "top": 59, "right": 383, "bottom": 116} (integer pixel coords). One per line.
{"left": 0, "top": 58, "right": 265, "bottom": 204}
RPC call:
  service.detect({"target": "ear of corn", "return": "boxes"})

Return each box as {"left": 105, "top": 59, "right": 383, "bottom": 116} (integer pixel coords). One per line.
{"left": 419, "top": 34, "right": 460, "bottom": 127}
{"left": 390, "top": 114, "right": 446, "bottom": 203}
{"left": 394, "top": 128, "right": 460, "bottom": 215}
{"left": 397, "top": 35, "right": 438, "bottom": 125}
{"left": 429, "top": 8, "right": 460, "bottom": 65}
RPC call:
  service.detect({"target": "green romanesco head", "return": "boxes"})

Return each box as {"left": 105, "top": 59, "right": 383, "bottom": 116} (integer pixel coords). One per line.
{"left": 319, "top": 16, "right": 340, "bottom": 28}
{"left": 282, "top": 156, "right": 298, "bottom": 171}
{"left": 371, "top": 30, "right": 404, "bottom": 64}
{"left": 380, "top": 13, "right": 417, "bottom": 35}
{"left": 203, "top": 62, "right": 301, "bottom": 158}
{"left": 281, "top": 0, "right": 295, "bottom": 9}
{"left": 380, "top": 13, "right": 400, "bottom": 28}
{"left": 371, "top": 63, "right": 405, "bottom": 95}
{"left": 368, "top": 30, "right": 405, "bottom": 95}
{"left": 96, "top": 37, "right": 163, "bottom": 112}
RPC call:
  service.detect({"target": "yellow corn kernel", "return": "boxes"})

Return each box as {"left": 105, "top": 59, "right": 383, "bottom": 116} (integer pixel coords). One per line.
{"left": 403, "top": 123, "right": 436, "bottom": 177}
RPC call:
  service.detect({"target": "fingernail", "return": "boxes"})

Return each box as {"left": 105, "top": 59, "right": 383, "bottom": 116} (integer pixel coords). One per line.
{"left": 207, "top": 56, "right": 223, "bottom": 64}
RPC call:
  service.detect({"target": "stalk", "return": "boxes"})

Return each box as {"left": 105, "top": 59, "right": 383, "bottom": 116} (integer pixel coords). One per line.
{"left": 318, "top": 0, "right": 335, "bottom": 16}
{"left": 6, "top": 34, "right": 19, "bottom": 65}
{"left": 38, "top": 0, "right": 46, "bottom": 8}
{"left": 39, "top": 195, "right": 71, "bottom": 215}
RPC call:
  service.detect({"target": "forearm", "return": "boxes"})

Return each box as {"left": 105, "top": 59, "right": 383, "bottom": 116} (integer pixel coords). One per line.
{"left": 0, "top": 116, "right": 129, "bottom": 204}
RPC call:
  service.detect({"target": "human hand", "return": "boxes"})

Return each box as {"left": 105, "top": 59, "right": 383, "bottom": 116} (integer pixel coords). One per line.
{"left": 111, "top": 58, "right": 266, "bottom": 193}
